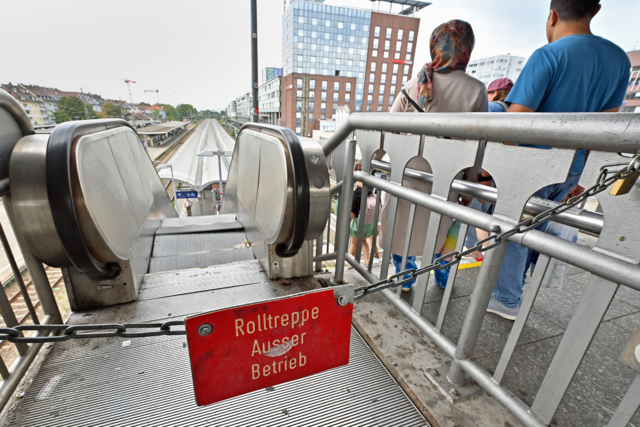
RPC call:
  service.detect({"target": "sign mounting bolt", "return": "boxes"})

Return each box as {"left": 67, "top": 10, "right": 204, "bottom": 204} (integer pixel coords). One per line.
{"left": 198, "top": 324, "right": 213, "bottom": 336}
{"left": 337, "top": 295, "right": 349, "bottom": 306}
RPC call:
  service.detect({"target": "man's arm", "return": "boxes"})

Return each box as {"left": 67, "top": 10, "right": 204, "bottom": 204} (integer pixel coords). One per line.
{"left": 601, "top": 107, "right": 620, "bottom": 113}
{"left": 508, "top": 103, "right": 534, "bottom": 113}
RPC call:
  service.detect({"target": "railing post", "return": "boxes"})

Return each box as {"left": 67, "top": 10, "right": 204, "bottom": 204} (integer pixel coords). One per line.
{"left": 3, "top": 194, "right": 62, "bottom": 324}
{"left": 447, "top": 225, "right": 507, "bottom": 386}
{"left": 334, "top": 139, "right": 356, "bottom": 284}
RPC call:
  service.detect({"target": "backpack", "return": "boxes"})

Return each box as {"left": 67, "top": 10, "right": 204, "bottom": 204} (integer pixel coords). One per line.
{"left": 365, "top": 190, "right": 377, "bottom": 225}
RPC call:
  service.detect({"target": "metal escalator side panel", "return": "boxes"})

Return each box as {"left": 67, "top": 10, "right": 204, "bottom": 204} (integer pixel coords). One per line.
{"left": 298, "top": 137, "right": 331, "bottom": 241}
{"left": 71, "top": 127, "right": 153, "bottom": 263}
{"left": 9, "top": 134, "right": 69, "bottom": 267}
{"left": 45, "top": 119, "right": 137, "bottom": 279}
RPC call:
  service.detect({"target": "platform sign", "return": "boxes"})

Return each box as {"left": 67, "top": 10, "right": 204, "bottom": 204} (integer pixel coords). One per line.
{"left": 176, "top": 191, "right": 198, "bottom": 199}
{"left": 185, "top": 286, "right": 353, "bottom": 406}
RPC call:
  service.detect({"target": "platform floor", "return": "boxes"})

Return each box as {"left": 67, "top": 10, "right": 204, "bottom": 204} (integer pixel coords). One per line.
{"left": 9, "top": 258, "right": 427, "bottom": 426}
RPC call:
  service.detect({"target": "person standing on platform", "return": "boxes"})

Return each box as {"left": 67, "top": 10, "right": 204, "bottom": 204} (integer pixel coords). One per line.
{"left": 487, "top": 0, "right": 630, "bottom": 320}
{"left": 185, "top": 198, "right": 193, "bottom": 217}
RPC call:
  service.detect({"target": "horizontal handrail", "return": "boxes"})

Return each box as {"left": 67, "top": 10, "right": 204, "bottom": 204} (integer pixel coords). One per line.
{"left": 370, "top": 159, "right": 604, "bottom": 234}
{"left": 322, "top": 113, "right": 640, "bottom": 156}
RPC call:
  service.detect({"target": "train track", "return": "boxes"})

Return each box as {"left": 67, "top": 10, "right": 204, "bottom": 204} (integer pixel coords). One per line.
{"left": 154, "top": 122, "right": 200, "bottom": 201}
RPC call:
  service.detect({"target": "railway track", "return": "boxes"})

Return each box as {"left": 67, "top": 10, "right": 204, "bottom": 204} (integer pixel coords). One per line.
{"left": 154, "top": 122, "right": 200, "bottom": 201}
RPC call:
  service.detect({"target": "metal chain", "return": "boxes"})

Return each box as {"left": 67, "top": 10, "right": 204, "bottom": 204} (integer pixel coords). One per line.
{"left": 0, "top": 321, "right": 185, "bottom": 344}
{"left": 353, "top": 155, "right": 640, "bottom": 300}
{"left": 1, "top": 157, "right": 638, "bottom": 342}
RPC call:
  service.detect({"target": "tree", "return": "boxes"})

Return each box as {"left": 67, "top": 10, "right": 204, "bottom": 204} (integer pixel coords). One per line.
{"left": 160, "top": 104, "right": 178, "bottom": 121}
{"left": 53, "top": 96, "right": 97, "bottom": 123}
{"left": 102, "top": 102, "right": 122, "bottom": 118}
{"left": 139, "top": 102, "right": 150, "bottom": 106}
{"left": 176, "top": 104, "right": 197, "bottom": 121}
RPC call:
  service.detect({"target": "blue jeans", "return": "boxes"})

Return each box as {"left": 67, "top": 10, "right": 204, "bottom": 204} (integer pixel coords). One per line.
{"left": 392, "top": 254, "right": 450, "bottom": 289}
{"left": 464, "top": 198, "right": 493, "bottom": 248}
{"left": 492, "top": 172, "right": 582, "bottom": 307}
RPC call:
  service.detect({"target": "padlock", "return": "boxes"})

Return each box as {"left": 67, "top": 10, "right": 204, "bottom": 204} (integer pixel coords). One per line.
{"left": 610, "top": 171, "right": 640, "bottom": 196}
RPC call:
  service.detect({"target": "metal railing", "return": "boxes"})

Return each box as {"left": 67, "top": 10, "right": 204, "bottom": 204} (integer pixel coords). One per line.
{"left": 314, "top": 112, "right": 640, "bottom": 427}
{"left": 0, "top": 193, "right": 62, "bottom": 409}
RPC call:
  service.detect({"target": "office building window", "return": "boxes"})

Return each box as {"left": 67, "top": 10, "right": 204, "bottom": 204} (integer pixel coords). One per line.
{"left": 377, "top": 106, "right": 383, "bottom": 112}
{"left": 402, "top": 76, "right": 408, "bottom": 85}
{"left": 334, "top": 82, "right": 339, "bottom": 91}
{"left": 378, "top": 95, "right": 384, "bottom": 104}
{"left": 309, "top": 91, "right": 315, "bottom": 99}
{"left": 372, "top": 50, "right": 378, "bottom": 57}
{"left": 296, "top": 112, "right": 301, "bottom": 120}
{"left": 309, "top": 103, "right": 314, "bottom": 111}
{"left": 373, "top": 39, "right": 379, "bottom": 49}
{"left": 312, "top": 18, "right": 317, "bottom": 25}
{"left": 389, "top": 95, "right": 394, "bottom": 105}
{"left": 384, "top": 40, "right": 390, "bottom": 51}
{"left": 350, "top": 36, "right": 355, "bottom": 43}
{"left": 345, "top": 93, "right": 351, "bottom": 103}
{"left": 367, "top": 95, "right": 373, "bottom": 105}
{"left": 351, "top": 23, "right": 356, "bottom": 30}
{"left": 297, "top": 90, "right": 302, "bottom": 98}
{"left": 298, "top": 16, "right": 304, "bottom": 24}
{"left": 297, "top": 102, "right": 301, "bottom": 111}
{"left": 382, "top": 63, "right": 388, "bottom": 73}
{"left": 298, "top": 43, "right": 304, "bottom": 49}
{"left": 366, "top": 105, "right": 371, "bottom": 112}
{"left": 381, "top": 74, "right": 386, "bottom": 84}
{"left": 338, "top": 21, "right": 344, "bottom": 29}
{"left": 390, "top": 86, "right": 396, "bottom": 95}
{"left": 321, "top": 92, "right": 327, "bottom": 101}
{"left": 337, "top": 34, "right": 342, "bottom": 41}
{"left": 396, "top": 41, "right": 402, "bottom": 52}
{"left": 298, "top": 30, "right": 304, "bottom": 37}
{"left": 368, "top": 84, "right": 374, "bottom": 94}
{"left": 322, "top": 81, "right": 327, "bottom": 90}
{"left": 333, "top": 105, "right": 337, "bottom": 114}
{"left": 321, "top": 113, "right": 326, "bottom": 119}
{"left": 297, "top": 79, "right": 302, "bottom": 89}
{"left": 296, "top": 127, "right": 300, "bottom": 135}
{"left": 333, "top": 93, "right": 338, "bottom": 102}
{"left": 325, "top": 20, "right": 330, "bottom": 27}
{"left": 371, "top": 62, "right": 376, "bottom": 72}
{"left": 310, "top": 80, "right": 315, "bottom": 90}
{"left": 409, "top": 30, "right": 415, "bottom": 42}
{"left": 391, "top": 75, "right": 397, "bottom": 84}
{"left": 321, "top": 103, "right": 326, "bottom": 112}
{"left": 369, "top": 73, "right": 375, "bottom": 83}
{"left": 393, "top": 64, "right": 398, "bottom": 74}
{"left": 407, "top": 43, "right": 413, "bottom": 53}
{"left": 397, "top": 29, "right": 403, "bottom": 40}
{"left": 379, "top": 85, "right": 385, "bottom": 95}
{"left": 406, "top": 54, "right": 411, "bottom": 61}
{"left": 374, "top": 26, "right": 380, "bottom": 37}
{"left": 383, "top": 51, "right": 389, "bottom": 59}
{"left": 395, "top": 53, "right": 400, "bottom": 60}
{"left": 404, "top": 65, "right": 410, "bottom": 75}
{"left": 386, "top": 28, "right": 392, "bottom": 39}
{"left": 346, "top": 82, "right": 351, "bottom": 92}
{"left": 309, "top": 113, "right": 313, "bottom": 121}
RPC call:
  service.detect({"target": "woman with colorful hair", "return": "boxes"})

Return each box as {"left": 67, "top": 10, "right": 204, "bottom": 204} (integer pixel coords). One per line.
{"left": 380, "top": 20, "right": 488, "bottom": 292}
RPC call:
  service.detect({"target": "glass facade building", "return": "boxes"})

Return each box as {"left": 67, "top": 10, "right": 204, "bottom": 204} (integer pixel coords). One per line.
{"left": 282, "top": 1, "right": 371, "bottom": 112}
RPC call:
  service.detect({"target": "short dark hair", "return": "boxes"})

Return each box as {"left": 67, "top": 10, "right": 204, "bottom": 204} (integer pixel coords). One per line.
{"left": 550, "top": 0, "right": 600, "bottom": 21}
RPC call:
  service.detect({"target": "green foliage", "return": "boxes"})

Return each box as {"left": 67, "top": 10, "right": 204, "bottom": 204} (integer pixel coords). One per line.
{"left": 159, "top": 104, "right": 178, "bottom": 121}
{"left": 102, "top": 102, "right": 122, "bottom": 118}
{"left": 54, "top": 96, "right": 97, "bottom": 122}
{"left": 176, "top": 104, "right": 197, "bottom": 120}
{"left": 139, "top": 102, "right": 150, "bottom": 106}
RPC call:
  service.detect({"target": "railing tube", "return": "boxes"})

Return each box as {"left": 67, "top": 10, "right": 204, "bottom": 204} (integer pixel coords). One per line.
{"left": 3, "top": 195, "right": 61, "bottom": 324}
{"left": 334, "top": 140, "right": 356, "bottom": 283}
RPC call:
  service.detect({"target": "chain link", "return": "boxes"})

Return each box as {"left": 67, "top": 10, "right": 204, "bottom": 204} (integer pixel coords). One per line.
{"left": 2, "top": 157, "right": 638, "bottom": 342}
{"left": 353, "top": 155, "right": 640, "bottom": 300}
{"left": 0, "top": 321, "right": 186, "bottom": 344}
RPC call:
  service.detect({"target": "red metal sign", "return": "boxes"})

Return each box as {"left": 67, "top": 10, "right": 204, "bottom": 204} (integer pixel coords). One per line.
{"left": 185, "top": 287, "right": 353, "bottom": 406}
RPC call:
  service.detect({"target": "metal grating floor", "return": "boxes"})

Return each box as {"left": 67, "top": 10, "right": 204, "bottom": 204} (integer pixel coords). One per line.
{"left": 10, "top": 260, "right": 428, "bottom": 426}
{"left": 149, "top": 231, "right": 255, "bottom": 274}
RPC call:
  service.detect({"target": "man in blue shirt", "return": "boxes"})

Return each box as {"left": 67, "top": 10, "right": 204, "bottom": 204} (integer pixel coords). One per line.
{"left": 487, "top": 0, "right": 631, "bottom": 320}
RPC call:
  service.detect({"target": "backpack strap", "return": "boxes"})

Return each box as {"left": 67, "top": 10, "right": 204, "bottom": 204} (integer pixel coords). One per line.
{"left": 401, "top": 89, "right": 425, "bottom": 113}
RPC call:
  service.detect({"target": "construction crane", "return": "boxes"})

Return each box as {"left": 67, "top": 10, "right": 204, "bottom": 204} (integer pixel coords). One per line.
{"left": 124, "top": 78, "right": 136, "bottom": 128}
{"left": 144, "top": 89, "right": 160, "bottom": 105}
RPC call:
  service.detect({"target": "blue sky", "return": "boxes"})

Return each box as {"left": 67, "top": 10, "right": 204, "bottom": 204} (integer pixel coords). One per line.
{"left": 1, "top": 0, "right": 637, "bottom": 110}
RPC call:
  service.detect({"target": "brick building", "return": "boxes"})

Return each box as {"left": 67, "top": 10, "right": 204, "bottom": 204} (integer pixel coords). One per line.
{"left": 622, "top": 50, "right": 640, "bottom": 113}
{"left": 281, "top": 0, "right": 425, "bottom": 136}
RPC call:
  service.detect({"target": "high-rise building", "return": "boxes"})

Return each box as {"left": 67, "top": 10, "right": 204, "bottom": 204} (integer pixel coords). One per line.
{"left": 259, "top": 73, "right": 282, "bottom": 125}
{"left": 281, "top": 0, "right": 425, "bottom": 136}
{"left": 466, "top": 54, "right": 527, "bottom": 87}
{"left": 262, "top": 67, "right": 282, "bottom": 85}
{"left": 622, "top": 50, "right": 640, "bottom": 113}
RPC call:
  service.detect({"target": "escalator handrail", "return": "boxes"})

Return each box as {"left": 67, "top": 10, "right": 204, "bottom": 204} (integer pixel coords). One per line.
{"left": 237, "top": 123, "right": 310, "bottom": 258}
{"left": 46, "top": 119, "right": 137, "bottom": 279}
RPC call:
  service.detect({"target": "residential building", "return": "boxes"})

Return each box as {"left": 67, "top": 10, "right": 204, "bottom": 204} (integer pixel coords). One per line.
{"left": 1, "top": 83, "right": 46, "bottom": 125}
{"left": 137, "top": 104, "right": 167, "bottom": 119}
{"left": 281, "top": 0, "right": 424, "bottom": 136}
{"left": 262, "top": 67, "right": 282, "bottom": 84}
{"left": 235, "top": 93, "right": 253, "bottom": 122}
{"left": 622, "top": 50, "right": 640, "bottom": 113}
{"left": 466, "top": 54, "right": 527, "bottom": 87}
{"left": 259, "top": 75, "right": 282, "bottom": 125}
{"left": 227, "top": 100, "right": 238, "bottom": 119}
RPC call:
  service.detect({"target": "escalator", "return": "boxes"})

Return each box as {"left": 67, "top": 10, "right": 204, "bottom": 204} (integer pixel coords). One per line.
{"left": 0, "top": 91, "right": 428, "bottom": 425}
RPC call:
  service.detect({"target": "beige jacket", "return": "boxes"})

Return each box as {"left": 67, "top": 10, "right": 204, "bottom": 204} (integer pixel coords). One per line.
{"left": 380, "top": 71, "right": 488, "bottom": 257}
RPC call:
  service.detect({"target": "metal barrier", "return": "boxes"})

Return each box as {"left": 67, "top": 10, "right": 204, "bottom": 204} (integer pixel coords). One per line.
{"left": 315, "top": 112, "right": 640, "bottom": 427}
